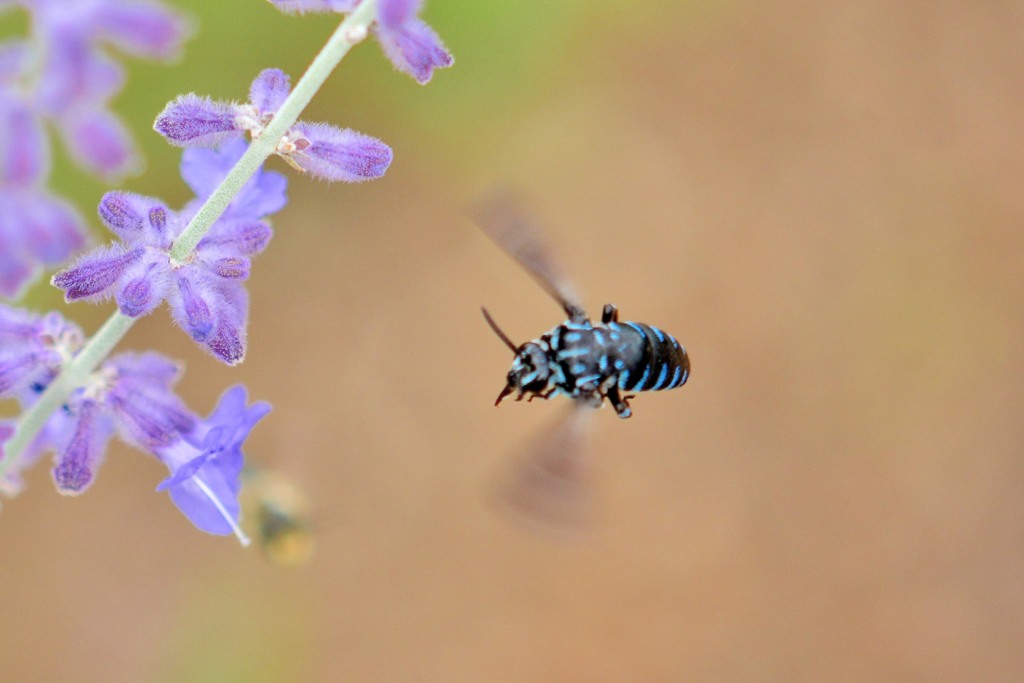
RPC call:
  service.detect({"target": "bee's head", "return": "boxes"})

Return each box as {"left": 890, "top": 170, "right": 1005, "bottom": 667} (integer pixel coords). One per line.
{"left": 498, "top": 342, "right": 555, "bottom": 404}
{"left": 482, "top": 307, "right": 555, "bottom": 406}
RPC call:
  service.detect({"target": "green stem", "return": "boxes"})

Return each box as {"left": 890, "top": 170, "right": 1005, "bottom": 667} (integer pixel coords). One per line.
{"left": 1, "top": 2, "right": 379, "bottom": 476}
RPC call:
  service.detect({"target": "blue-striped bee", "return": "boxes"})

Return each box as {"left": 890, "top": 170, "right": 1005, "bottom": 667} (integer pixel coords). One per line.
{"left": 475, "top": 194, "right": 689, "bottom": 419}
{"left": 473, "top": 193, "right": 690, "bottom": 531}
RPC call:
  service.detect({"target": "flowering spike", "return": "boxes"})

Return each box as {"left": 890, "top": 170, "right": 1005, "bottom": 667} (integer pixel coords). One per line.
{"left": 154, "top": 93, "right": 242, "bottom": 147}
{"left": 289, "top": 122, "right": 393, "bottom": 182}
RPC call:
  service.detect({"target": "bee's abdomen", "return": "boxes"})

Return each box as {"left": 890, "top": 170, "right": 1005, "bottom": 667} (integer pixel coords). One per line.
{"left": 618, "top": 322, "right": 689, "bottom": 392}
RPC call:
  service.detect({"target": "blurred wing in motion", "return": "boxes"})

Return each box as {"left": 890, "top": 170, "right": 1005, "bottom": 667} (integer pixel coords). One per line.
{"left": 469, "top": 188, "right": 587, "bottom": 323}
{"left": 493, "top": 400, "right": 597, "bottom": 536}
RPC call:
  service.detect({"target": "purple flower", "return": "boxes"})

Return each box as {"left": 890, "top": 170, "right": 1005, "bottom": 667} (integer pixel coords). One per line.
{"left": 268, "top": 0, "right": 453, "bottom": 84}
{"left": 52, "top": 144, "right": 285, "bottom": 365}
{"left": 0, "top": 310, "right": 269, "bottom": 542}
{"left": 154, "top": 385, "right": 270, "bottom": 542}
{"left": 154, "top": 68, "right": 393, "bottom": 182}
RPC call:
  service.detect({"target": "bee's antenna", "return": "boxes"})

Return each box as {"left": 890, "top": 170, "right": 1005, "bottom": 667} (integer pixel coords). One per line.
{"left": 481, "top": 307, "right": 518, "bottom": 354}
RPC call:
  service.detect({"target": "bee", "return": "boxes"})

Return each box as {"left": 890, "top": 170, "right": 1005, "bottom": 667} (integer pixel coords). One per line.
{"left": 474, "top": 193, "right": 689, "bottom": 420}
{"left": 240, "top": 466, "right": 315, "bottom": 568}
{"left": 472, "top": 192, "right": 690, "bottom": 531}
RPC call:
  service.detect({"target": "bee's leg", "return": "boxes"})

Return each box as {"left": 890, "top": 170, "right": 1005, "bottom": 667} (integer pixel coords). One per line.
{"left": 528, "top": 388, "right": 560, "bottom": 402}
{"left": 607, "top": 385, "right": 633, "bottom": 419}
{"left": 601, "top": 304, "right": 620, "bottom": 324}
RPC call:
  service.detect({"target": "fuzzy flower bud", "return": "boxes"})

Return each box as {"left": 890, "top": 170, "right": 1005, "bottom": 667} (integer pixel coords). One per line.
{"left": 154, "top": 69, "right": 392, "bottom": 182}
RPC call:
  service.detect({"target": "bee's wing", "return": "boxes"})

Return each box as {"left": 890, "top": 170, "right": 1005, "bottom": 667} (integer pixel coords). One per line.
{"left": 470, "top": 189, "right": 587, "bottom": 322}
{"left": 493, "top": 400, "right": 597, "bottom": 536}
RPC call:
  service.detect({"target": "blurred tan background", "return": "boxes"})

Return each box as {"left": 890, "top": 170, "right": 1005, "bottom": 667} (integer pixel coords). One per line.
{"left": 2, "top": 0, "right": 1024, "bottom": 680}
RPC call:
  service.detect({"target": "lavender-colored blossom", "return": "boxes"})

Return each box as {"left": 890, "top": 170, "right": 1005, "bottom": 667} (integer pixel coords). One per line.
{"left": 52, "top": 143, "right": 284, "bottom": 365}
{"left": 0, "top": 306, "right": 269, "bottom": 542}
{"left": 155, "top": 69, "right": 392, "bottom": 182}
{"left": 154, "top": 385, "right": 270, "bottom": 542}
{"left": 268, "top": 0, "right": 453, "bottom": 84}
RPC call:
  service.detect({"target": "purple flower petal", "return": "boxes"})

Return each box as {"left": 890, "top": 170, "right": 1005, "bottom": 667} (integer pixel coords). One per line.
{"left": 93, "top": 1, "right": 191, "bottom": 60}
{"left": 378, "top": 0, "right": 422, "bottom": 30}
{"left": 249, "top": 68, "right": 290, "bottom": 115}
{"left": 52, "top": 244, "right": 143, "bottom": 302}
{"left": 154, "top": 93, "right": 242, "bottom": 148}
{"left": 52, "top": 401, "right": 112, "bottom": 495}
{"left": 58, "top": 108, "right": 140, "bottom": 180}
{"left": 289, "top": 122, "right": 393, "bottom": 182}
{"left": 153, "top": 385, "right": 270, "bottom": 540}
{"left": 375, "top": 18, "right": 453, "bottom": 84}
